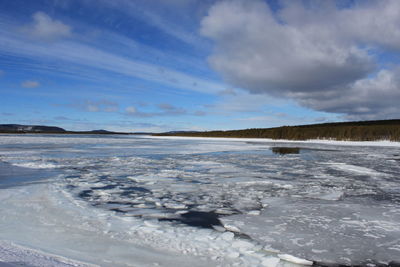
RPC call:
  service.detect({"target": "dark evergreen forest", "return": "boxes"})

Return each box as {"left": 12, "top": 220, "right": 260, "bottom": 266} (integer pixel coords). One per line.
{"left": 155, "top": 120, "right": 400, "bottom": 141}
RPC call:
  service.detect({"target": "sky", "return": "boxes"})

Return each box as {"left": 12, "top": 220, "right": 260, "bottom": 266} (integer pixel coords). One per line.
{"left": 0, "top": 0, "right": 399, "bottom": 132}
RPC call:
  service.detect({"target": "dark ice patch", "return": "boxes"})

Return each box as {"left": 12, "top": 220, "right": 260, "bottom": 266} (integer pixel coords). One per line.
{"left": 91, "top": 184, "right": 117, "bottom": 190}
{"left": 314, "top": 260, "right": 400, "bottom": 267}
{"left": 122, "top": 186, "right": 151, "bottom": 193}
{"left": 179, "top": 211, "right": 223, "bottom": 228}
{"left": 160, "top": 210, "right": 224, "bottom": 229}
{"left": 110, "top": 208, "right": 127, "bottom": 214}
{"left": 272, "top": 147, "right": 300, "bottom": 155}
{"left": 78, "top": 189, "right": 93, "bottom": 198}
{"left": 120, "top": 186, "right": 151, "bottom": 197}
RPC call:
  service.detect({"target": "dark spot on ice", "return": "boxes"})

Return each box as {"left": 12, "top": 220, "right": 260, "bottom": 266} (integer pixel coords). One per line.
{"left": 120, "top": 186, "right": 151, "bottom": 197}
{"left": 123, "top": 186, "right": 151, "bottom": 193}
{"left": 66, "top": 184, "right": 76, "bottom": 189}
{"left": 343, "top": 193, "right": 400, "bottom": 203}
{"left": 104, "top": 201, "right": 133, "bottom": 205}
{"left": 65, "top": 175, "right": 80, "bottom": 179}
{"left": 313, "top": 260, "right": 400, "bottom": 267}
{"left": 78, "top": 189, "right": 92, "bottom": 198}
{"left": 91, "top": 184, "right": 117, "bottom": 190}
{"left": 181, "top": 211, "right": 222, "bottom": 228}
{"left": 189, "top": 179, "right": 203, "bottom": 184}
{"left": 272, "top": 147, "right": 300, "bottom": 155}
{"left": 110, "top": 208, "right": 126, "bottom": 213}
{"left": 233, "top": 232, "right": 252, "bottom": 239}
{"left": 161, "top": 211, "right": 223, "bottom": 229}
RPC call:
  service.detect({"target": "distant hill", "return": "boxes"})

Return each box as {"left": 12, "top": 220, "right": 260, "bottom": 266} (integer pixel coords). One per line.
{"left": 164, "top": 131, "right": 200, "bottom": 134}
{"left": 0, "top": 124, "right": 130, "bottom": 135}
{"left": 154, "top": 119, "right": 400, "bottom": 141}
{"left": 0, "top": 124, "right": 66, "bottom": 133}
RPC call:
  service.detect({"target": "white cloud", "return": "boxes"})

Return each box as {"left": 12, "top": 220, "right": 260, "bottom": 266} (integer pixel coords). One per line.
{"left": 0, "top": 25, "right": 224, "bottom": 95}
{"left": 64, "top": 100, "right": 119, "bottom": 113}
{"left": 218, "top": 88, "right": 236, "bottom": 96}
{"left": 125, "top": 103, "right": 195, "bottom": 118}
{"left": 300, "top": 68, "right": 400, "bottom": 120}
{"left": 28, "top": 12, "right": 71, "bottom": 40}
{"left": 92, "top": 0, "right": 209, "bottom": 48}
{"left": 157, "top": 103, "right": 186, "bottom": 115}
{"left": 125, "top": 106, "right": 137, "bottom": 114}
{"left": 200, "top": 0, "right": 400, "bottom": 119}
{"left": 87, "top": 100, "right": 118, "bottom": 112}
{"left": 21, "top": 80, "right": 40, "bottom": 88}
{"left": 212, "top": 89, "right": 287, "bottom": 114}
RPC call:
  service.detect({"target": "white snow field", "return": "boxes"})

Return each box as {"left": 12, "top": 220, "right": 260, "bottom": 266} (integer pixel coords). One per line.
{"left": 0, "top": 134, "right": 399, "bottom": 266}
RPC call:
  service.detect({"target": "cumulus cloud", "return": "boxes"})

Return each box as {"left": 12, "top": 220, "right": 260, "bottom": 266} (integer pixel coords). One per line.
{"left": 63, "top": 100, "right": 119, "bottom": 113}
{"left": 87, "top": 100, "right": 119, "bottom": 112}
{"left": 157, "top": 103, "right": 186, "bottom": 115}
{"left": 124, "top": 105, "right": 157, "bottom": 117}
{"left": 21, "top": 80, "right": 40, "bottom": 88}
{"left": 200, "top": 0, "right": 400, "bottom": 119}
{"left": 124, "top": 103, "right": 205, "bottom": 117}
{"left": 300, "top": 68, "right": 400, "bottom": 120}
{"left": 218, "top": 88, "right": 237, "bottom": 96}
{"left": 125, "top": 106, "right": 137, "bottom": 114}
{"left": 53, "top": 116, "right": 71, "bottom": 121}
{"left": 27, "top": 12, "right": 71, "bottom": 40}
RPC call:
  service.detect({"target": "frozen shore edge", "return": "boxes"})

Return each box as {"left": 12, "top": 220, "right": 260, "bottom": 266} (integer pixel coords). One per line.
{"left": 0, "top": 240, "right": 94, "bottom": 267}
{"left": 148, "top": 135, "right": 400, "bottom": 147}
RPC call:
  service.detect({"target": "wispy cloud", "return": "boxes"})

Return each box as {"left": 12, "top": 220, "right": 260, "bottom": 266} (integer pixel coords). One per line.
{"left": 60, "top": 100, "right": 119, "bottom": 113}
{"left": 125, "top": 103, "right": 205, "bottom": 117}
{"left": 124, "top": 105, "right": 183, "bottom": 118}
{"left": 53, "top": 116, "right": 72, "bottom": 121}
{"left": 0, "top": 13, "right": 224, "bottom": 95}
{"left": 92, "top": 0, "right": 209, "bottom": 48}
{"left": 212, "top": 90, "right": 285, "bottom": 114}
{"left": 157, "top": 103, "right": 186, "bottom": 115}
{"left": 217, "top": 88, "right": 236, "bottom": 96}
{"left": 23, "top": 11, "right": 72, "bottom": 41}
{"left": 21, "top": 80, "right": 40, "bottom": 88}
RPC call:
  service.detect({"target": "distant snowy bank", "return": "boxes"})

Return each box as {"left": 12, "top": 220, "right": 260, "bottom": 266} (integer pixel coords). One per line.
{"left": 149, "top": 135, "right": 400, "bottom": 147}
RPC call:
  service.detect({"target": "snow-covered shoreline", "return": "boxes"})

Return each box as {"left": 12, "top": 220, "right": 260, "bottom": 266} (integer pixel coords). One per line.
{"left": 0, "top": 240, "right": 94, "bottom": 267}
{"left": 148, "top": 135, "right": 400, "bottom": 147}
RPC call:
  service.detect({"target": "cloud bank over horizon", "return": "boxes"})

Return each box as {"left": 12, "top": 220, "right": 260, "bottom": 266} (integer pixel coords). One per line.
{"left": 1, "top": 0, "right": 399, "bottom": 132}
{"left": 201, "top": 0, "right": 400, "bottom": 120}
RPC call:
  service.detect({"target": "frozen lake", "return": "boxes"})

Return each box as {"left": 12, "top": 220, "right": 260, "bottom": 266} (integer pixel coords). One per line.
{"left": 0, "top": 134, "right": 399, "bottom": 266}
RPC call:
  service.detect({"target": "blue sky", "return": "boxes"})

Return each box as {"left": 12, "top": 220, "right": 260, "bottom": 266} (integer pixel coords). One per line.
{"left": 0, "top": 0, "right": 399, "bottom": 132}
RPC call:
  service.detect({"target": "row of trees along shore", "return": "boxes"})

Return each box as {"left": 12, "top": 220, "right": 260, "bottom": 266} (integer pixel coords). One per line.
{"left": 154, "top": 119, "right": 400, "bottom": 141}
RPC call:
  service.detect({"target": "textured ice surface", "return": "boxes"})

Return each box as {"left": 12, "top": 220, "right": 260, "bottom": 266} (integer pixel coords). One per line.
{"left": 1, "top": 134, "right": 400, "bottom": 266}
{"left": 0, "top": 240, "right": 93, "bottom": 267}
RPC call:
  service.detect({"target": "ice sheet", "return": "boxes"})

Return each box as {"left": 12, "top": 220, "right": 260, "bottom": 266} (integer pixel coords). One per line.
{"left": 1, "top": 134, "right": 400, "bottom": 266}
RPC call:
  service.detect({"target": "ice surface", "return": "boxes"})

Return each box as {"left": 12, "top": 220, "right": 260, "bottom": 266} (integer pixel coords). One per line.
{"left": 0, "top": 240, "right": 93, "bottom": 267}
{"left": 1, "top": 134, "right": 400, "bottom": 266}
{"left": 278, "top": 254, "right": 313, "bottom": 265}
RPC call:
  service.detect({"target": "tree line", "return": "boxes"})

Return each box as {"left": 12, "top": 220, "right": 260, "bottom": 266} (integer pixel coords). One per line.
{"left": 154, "top": 119, "right": 400, "bottom": 141}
